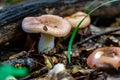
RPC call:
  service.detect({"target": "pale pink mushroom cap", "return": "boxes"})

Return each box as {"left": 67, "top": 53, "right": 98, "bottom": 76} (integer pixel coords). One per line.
{"left": 22, "top": 14, "right": 71, "bottom": 37}
{"left": 65, "top": 11, "right": 91, "bottom": 29}
{"left": 22, "top": 14, "right": 71, "bottom": 53}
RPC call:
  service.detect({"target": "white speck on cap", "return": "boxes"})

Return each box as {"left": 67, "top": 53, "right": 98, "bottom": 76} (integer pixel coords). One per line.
{"left": 94, "top": 51, "right": 104, "bottom": 59}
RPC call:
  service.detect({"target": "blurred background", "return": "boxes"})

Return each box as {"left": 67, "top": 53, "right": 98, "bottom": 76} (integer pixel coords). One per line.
{"left": 0, "top": 0, "right": 24, "bottom": 10}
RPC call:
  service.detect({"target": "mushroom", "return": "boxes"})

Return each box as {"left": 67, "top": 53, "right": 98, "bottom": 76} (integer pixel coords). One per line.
{"left": 22, "top": 14, "right": 71, "bottom": 53}
{"left": 87, "top": 47, "right": 120, "bottom": 80}
{"left": 64, "top": 11, "right": 91, "bottom": 38}
{"left": 64, "top": 11, "right": 91, "bottom": 29}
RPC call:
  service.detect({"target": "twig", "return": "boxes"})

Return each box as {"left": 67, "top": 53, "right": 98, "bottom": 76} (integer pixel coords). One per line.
{"left": 76, "top": 27, "right": 120, "bottom": 45}
{"left": 26, "top": 41, "right": 36, "bottom": 57}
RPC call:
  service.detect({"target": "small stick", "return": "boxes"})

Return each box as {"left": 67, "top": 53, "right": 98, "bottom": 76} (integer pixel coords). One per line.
{"left": 76, "top": 27, "right": 120, "bottom": 45}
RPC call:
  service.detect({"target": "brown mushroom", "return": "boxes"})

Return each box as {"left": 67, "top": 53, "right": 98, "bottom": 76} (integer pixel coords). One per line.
{"left": 22, "top": 14, "right": 71, "bottom": 53}
{"left": 87, "top": 47, "right": 120, "bottom": 80}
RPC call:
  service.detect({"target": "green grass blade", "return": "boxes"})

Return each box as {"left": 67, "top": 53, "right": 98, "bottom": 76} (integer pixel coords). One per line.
{"left": 67, "top": 0, "right": 119, "bottom": 64}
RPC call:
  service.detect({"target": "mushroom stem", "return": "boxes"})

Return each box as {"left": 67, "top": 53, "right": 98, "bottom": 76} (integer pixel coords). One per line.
{"left": 38, "top": 33, "right": 54, "bottom": 53}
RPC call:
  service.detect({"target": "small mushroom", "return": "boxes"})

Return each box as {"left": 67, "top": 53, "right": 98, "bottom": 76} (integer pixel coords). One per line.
{"left": 22, "top": 14, "right": 71, "bottom": 53}
{"left": 87, "top": 47, "right": 120, "bottom": 80}
{"left": 64, "top": 11, "right": 91, "bottom": 38}
{"left": 64, "top": 11, "right": 91, "bottom": 29}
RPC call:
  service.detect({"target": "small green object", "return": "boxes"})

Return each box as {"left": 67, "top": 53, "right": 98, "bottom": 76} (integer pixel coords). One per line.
{"left": 67, "top": 0, "right": 119, "bottom": 64}
{"left": 0, "top": 64, "right": 28, "bottom": 80}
